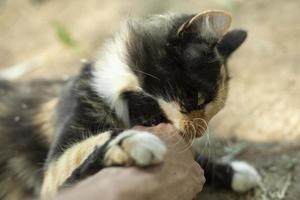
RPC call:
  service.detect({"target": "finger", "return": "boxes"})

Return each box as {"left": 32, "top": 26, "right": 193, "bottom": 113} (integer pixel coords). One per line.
{"left": 190, "top": 162, "right": 205, "bottom": 193}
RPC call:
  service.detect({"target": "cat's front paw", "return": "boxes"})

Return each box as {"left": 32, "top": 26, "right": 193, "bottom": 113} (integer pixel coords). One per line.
{"left": 230, "top": 161, "right": 261, "bottom": 192}
{"left": 104, "top": 130, "right": 167, "bottom": 167}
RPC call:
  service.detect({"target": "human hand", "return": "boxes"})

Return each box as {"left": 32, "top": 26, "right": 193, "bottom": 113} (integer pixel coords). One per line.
{"left": 51, "top": 123, "right": 205, "bottom": 200}
{"left": 132, "top": 123, "right": 205, "bottom": 200}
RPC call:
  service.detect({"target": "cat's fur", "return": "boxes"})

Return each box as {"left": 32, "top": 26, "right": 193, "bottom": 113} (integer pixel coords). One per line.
{"left": 0, "top": 11, "right": 260, "bottom": 200}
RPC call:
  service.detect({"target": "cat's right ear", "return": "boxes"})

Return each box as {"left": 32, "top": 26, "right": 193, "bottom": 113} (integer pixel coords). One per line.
{"left": 217, "top": 29, "right": 247, "bottom": 57}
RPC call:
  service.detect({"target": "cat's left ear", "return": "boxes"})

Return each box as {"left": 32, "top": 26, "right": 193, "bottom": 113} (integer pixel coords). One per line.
{"left": 217, "top": 29, "right": 247, "bottom": 57}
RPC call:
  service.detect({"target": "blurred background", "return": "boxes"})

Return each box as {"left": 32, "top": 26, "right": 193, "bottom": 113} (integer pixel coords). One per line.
{"left": 0, "top": 0, "right": 299, "bottom": 199}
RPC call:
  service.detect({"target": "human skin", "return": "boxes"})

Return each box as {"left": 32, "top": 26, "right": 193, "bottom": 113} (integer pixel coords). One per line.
{"left": 51, "top": 123, "right": 205, "bottom": 200}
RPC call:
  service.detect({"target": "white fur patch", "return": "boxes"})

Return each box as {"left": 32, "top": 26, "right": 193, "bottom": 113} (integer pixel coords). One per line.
{"left": 110, "top": 130, "right": 167, "bottom": 166}
{"left": 231, "top": 161, "right": 261, "bottom": 192}
{"left": 91, "top": 26, "right": 141, "bottom": 126}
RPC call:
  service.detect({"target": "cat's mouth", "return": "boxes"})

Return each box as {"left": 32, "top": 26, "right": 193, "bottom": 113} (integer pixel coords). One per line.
{"left": 181, "top": 118, "right": 207, "bottom": 139}
{"left": 180, "top": 110, "right": 208, "bottom": 138}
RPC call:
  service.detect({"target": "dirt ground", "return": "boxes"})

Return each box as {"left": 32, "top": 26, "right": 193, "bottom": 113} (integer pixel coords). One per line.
{"left": 0, "top": 0, "right": 300, "bottom": 199}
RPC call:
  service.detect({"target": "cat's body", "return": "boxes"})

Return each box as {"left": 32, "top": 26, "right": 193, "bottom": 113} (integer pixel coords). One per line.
{"left": 0, "top": 11, "right": 260, "bottom": 200}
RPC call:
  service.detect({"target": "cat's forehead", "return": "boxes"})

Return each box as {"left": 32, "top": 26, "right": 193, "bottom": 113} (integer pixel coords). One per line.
{"left": 128, "top": 14, "right": 191, "bottom": 40}
{"left": 127, "top": 13, "right": 221, "bottom": 46}
{"left": 144, "top": 13, "right": 189, "bottom": 33}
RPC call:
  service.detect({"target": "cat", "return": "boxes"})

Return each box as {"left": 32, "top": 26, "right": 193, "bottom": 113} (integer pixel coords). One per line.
{"left": 0, "top": 10, "right": 260, "bottom": 200}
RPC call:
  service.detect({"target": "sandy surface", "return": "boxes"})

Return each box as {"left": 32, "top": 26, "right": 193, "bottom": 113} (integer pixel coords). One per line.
{"left": 1, "top": 0, "right": 300, "bottom": 199}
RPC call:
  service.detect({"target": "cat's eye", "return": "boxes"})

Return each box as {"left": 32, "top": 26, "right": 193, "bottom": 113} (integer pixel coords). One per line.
{"left": 197, "top": 93, "right": 207, "bottom": 109}
{"left": 198, "top": 97, "right": 205, "bottom": 106}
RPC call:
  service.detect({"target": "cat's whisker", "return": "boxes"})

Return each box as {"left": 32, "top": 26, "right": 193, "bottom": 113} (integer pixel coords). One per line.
{"left": 193, "top": 117, "right": 208, "bottom": 135}
{"left": 188, "top": 121, "right": 196, "bottom": 141}
{"left": 193, "top": 117, "right": 208, "bottom": 126}
{"left": 194, "top": 122, "right": 206, "bottom": 136}
{"left": 202, "top": 126, "right": 211, "bottom": 155}
{"left": 183, "top": 121, "right": 194, "bottom": 139}
{"left": 206, "top": 127, "right": 212, "bottom": 160}
{"left": 179, "top": 121, "right": 195, "bottom": 152}
{"left": 131, "top": 68, "right": 160, "bottom": 80}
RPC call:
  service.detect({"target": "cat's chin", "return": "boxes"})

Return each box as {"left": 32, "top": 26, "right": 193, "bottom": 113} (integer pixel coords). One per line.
{"left": 181, "top": 124, "right": 207, "bottom": 138}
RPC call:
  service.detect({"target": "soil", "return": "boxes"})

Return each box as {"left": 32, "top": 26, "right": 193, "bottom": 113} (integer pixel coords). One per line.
{"left": 197, "top": 139, "right": 300, "bottom": 200}
{"left": 0, "top": 0, "right": 300, "bottom": 199}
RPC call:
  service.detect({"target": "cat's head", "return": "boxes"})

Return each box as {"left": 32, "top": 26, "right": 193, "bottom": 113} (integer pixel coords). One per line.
{"left": 94, "top": 10, "right": 247, "bottom": 138}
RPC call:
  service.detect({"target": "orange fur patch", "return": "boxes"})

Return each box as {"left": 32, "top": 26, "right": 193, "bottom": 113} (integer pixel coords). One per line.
{"left": 34, "top": 98, "right": 58, "bottom": 144}
{"left": 40, "top": 132, "right": 111, "bottom": 199}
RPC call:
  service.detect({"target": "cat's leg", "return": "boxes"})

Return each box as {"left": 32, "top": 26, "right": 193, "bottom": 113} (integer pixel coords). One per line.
{"left": 41, "top": 129, "right": 166, "bottom": 199}
{"left": 192, "top": 139, "right": 260, "bottom": 192}
{"left": 196, "top": 156, "right": 260, "bottom": 192}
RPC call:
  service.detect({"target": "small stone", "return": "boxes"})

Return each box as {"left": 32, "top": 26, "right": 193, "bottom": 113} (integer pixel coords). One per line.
{"left": 21, "top": 103, "right": 28, "bottom": 109}
{"left": 14, "top": 116, "right": 21, "bottom": 122}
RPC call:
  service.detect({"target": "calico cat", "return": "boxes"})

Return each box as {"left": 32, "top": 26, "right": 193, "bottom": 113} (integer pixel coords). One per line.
{"left": 0, "top": 10, "right": 260, "bottom": 200}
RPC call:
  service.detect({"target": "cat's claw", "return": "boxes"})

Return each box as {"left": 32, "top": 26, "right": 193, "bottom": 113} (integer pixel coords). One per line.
{"left": 230, "top": 161, "right": 261, "bottom": 192}
{"left": 105, "top": 130, "right": 167, "bottom": 167}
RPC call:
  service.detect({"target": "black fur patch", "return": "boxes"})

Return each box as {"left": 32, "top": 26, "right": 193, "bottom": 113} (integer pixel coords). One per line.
{"left": 196, "top": 156, "right": 234, "bottom": 190}
{"left": 126, "top": 14, "right": 223, "bottom": 112}
{"left": 124, "top": 91, "right": 169, "bottom": 126}
{"left": 47, "top": 64, "right": 124, "bottom": 160}
{"left": 62, "top": 142, "right": 109, "bottom": 187}
{"left": 62, "top": 128, "right": 123, "bottom": 186}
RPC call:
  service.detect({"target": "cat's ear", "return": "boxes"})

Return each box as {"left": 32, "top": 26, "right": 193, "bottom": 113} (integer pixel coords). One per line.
{"left": 217, "top": 29, "right": 247, "bottom": 57}
{"left": 177, "top": 10, "right": 232, "bottom": 39}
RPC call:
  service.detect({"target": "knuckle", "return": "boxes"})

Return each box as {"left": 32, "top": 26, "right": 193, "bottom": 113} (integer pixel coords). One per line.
{"left": 193, "top": 162, "right": 204, "bottom": 174}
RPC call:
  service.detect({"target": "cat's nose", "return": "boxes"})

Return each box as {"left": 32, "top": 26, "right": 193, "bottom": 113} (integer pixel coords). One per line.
{"left": 180, "top": 103, "right": 198, "bottom": 114}
{"left": 180, "top": 107, "right": 189, "bottom": 114}
{"left": 184, "top": 98, "right": 201, "bottom": 113}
